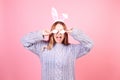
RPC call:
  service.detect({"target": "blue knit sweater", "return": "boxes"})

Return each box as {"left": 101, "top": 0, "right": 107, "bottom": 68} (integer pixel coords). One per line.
{"left": 21, "top": 28, "right": 93, "bottom": 80}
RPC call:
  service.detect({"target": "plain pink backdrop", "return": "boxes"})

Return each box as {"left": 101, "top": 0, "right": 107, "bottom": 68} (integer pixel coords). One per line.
{"left": 0, "top": 0, "right": 120, "bottom": 80}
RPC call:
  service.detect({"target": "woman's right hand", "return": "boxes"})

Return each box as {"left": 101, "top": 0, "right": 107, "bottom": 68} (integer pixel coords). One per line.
{"left": 42, "top": 30, "right": 52, "bottom": 36}
{"left": 66, "top": 28, "right": 73, "bottom": 34}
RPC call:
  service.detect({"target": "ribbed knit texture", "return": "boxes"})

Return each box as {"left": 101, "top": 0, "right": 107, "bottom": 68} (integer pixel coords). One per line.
{"left": 21, "top": 28, "right": 93, "bottom": 80}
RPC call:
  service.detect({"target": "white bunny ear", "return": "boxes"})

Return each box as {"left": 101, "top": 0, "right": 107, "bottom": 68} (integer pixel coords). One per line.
{"left": 61, "top": 13, "right": 68, "bottom": 21}
{"left": 51, "top": 7, "right": 59, "bottom": 21}
{"left": 51, "top": 7, "right": 69, "bottom": 22}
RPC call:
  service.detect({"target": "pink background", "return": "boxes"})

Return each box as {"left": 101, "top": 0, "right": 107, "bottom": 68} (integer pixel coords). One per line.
{"left": 0, "top": 0, "right": 120, "bottom": 80}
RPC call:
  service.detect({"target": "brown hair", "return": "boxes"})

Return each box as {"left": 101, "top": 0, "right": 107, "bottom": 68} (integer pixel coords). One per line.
{"left": 47, "top": 21, "right": 70, "bottom": 50}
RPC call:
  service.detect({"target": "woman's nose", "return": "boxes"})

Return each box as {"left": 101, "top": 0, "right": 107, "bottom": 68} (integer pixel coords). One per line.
{"left": 56, "top": 32, "right": 61, "bottom": 35}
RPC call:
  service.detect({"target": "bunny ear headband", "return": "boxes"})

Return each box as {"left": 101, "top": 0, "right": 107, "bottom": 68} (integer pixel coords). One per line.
{"left": 51, "top": 7, "right": 68, "bottom": 23}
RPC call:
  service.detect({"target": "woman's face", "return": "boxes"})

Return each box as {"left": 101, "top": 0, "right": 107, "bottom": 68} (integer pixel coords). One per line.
{"left": 53, "top": 24, "right": 65, "bottom": 43}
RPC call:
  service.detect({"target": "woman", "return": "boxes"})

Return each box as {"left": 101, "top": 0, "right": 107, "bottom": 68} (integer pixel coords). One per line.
{"left": 21, "top": 21, "right": 93, "bottom": 80}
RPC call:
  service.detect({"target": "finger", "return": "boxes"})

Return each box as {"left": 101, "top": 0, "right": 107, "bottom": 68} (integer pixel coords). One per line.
{"left": 43, "top": 30, "right": 50, "bottom": 36}
{"left": 66, "top": 29, "right": 72, "bottom": 33}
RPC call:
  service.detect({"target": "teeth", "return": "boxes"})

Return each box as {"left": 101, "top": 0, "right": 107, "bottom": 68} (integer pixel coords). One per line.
{"left": 56, "top": 36, "right": 61, "bottom": 38}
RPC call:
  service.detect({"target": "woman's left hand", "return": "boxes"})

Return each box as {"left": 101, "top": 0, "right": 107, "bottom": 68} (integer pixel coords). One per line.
{"left": 66, "top": 28, "right": 73, "bottom": 34}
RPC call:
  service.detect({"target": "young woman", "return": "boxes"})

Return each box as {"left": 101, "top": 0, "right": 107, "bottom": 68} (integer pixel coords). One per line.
{"left": 21, "top": 21, "right": 93, "bottom": 80}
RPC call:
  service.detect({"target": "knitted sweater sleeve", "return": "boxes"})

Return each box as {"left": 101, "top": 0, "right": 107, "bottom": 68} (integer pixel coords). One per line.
{"left": 70, "top": 28, "right": 94, "bottom": 59}
{"left": 21, "top": 31, "right": 47, "bottom": 56}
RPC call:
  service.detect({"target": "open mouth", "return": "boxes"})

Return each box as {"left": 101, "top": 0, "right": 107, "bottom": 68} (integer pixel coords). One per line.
{"left": 56, "top": 36, "right": 62, "bottom": 38}
{"left": 56, "top": 36, "right": 62, "bottom": 41}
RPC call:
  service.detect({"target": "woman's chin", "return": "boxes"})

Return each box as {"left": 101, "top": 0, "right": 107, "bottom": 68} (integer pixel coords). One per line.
{"left": 55, "top": 40, "right": 62, "bottom": 43}
{"left": 56, "top": 41, "right": 62, "bottom": 43}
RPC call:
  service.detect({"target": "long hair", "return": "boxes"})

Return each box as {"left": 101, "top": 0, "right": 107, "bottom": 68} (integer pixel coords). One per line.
{"left": 47, "top": 21, "right": 70, "bottom": 50}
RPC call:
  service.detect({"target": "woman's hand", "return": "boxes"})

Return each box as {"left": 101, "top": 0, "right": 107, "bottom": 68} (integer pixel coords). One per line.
{"left": 66, "top": 28, "right": 73, "bottom": 34}
{"left": 42, "top": 30, "right": 52, "bottom": 36}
